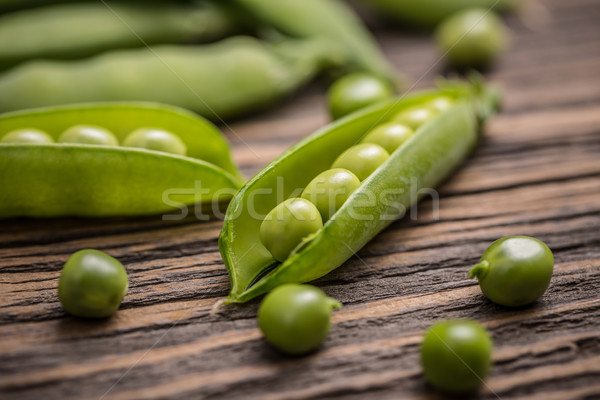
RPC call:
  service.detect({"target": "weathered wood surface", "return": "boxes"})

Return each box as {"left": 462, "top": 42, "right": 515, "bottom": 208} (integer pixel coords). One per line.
{"left": 1, "top": 0, "right": 599, "bottom": 399}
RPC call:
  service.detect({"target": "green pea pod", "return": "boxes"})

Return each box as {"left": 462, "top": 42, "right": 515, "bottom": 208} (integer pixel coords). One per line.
{"left": 0, "top": 102, "right": 244, "bottom": 218}
{"left": 219, "top": 80, "right": 498, "bottom": 303}
{"left": 0, "top": 0, "right": 193, "bottom": 12}
{"left": 361, "top": 0, "right": 519, "bottom": 28}
{"left": 0, "top": 1, "right": 238, "bottom": 69}
{"left": 0, "top": 36, "right": 342, "bottom": 120}
{"left": 231, "top": 0, "right": 396, "bottom": 83}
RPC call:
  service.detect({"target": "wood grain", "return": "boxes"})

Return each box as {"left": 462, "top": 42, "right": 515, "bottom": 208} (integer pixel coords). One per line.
{"left": 1, "top": 0, "right": 599, "bottom": 399}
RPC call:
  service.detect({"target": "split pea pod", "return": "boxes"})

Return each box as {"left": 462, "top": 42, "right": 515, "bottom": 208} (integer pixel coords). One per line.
{"left": 219, "top": 80, "right": 499, "bottom": 303}
{"left": 0, "top": 102, "right": 244, "bottom": 218}
{"left": 360, "top": 0, "right": 518, "bottom": 29}
{"left": 0, "top": 36, "right": 342, "bottom": 120}
{"left": 231, "top": 0, "right": 396, "bottom": 83}
{"left": 0, "top": 1, "right": 238, "bottom": 68}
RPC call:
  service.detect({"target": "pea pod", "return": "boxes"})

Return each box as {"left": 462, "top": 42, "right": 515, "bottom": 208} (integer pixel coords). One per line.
{"left": 231, "top": 0, "right": 396, "bottom": 83}
{"left": 0, "top": 36, "right": 342, "bottom": 120}
{"left": 0, "top": 102, "right": 244, "bottom": 218}
{"left": 219, "top": 80, "right": 498, "bottom": 302}
{"left": 0, "top": 1, "right": 238, "bottom": 69}
{"left": 360, "top": 0, "right": 518, "bottom": 29}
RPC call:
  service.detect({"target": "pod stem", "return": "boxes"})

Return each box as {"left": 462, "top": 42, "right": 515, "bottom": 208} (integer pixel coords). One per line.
{"left": 468, "top": 260, "right": 489, "bottom": 280}
{"left": 327, "top": 297, "right": 343, "bottom": 310}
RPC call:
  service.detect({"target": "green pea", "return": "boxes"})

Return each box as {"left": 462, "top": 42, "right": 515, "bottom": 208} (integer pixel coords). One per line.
{"left": 258, "top": 284, "right": 342, "bottom": 355}
{"left": 260, "top": 198, "right": 323, "bottom": 262}
{"left": 123, "top": 127, "right": 187, "bottom": 156}
{"left": 327, "top": 72, "right": 394, "bottom": 120}
{"left": 421, "top": 319, "right": 493, "bottom": 393}
{"left": 301, "top": 168, "right": 360, "bottom": 221}
{"left": 468, "top": 236, "right": 554, "bottom": 307}
{"left": 1, "top": 128, "right": 54, "bottom": 144}
{"left": 331, "top": 143, "right": 389, "bottom": 181}
{"left": 361, "top": 122, "right": 413, "bottom": 153}
{"left": 435, "top": 9, "right": 509, "bottom": 68}
{"left": 58, "top": 249, "right": 128, "bottom": 318}
{"left": 58, "top": 125, "right": 119, "bottom": 146}
{"left": 393, "top": 105, "right": 436, "bottom": 130}
{"left": 427, "top": 96, "right": 453, "bottom": 113}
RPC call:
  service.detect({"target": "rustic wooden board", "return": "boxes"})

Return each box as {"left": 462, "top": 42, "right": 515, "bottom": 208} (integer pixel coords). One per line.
{"left": 1, "top": 0, "right": 599, "bottom": 399}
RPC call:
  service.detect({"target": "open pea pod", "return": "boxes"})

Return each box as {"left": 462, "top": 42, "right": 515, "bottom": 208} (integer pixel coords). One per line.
{"left": 219, "top": 80, "right": 498, "bottom": 303}
{"left": 0, "top": 102, "right": 244, "bottom": 218}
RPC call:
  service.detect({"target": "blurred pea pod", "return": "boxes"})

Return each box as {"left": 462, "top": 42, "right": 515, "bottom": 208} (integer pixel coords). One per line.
{"left": 0, "top": 36, "right": 343, "bottom": 120}
{"left": 0, "top": 0, "right": 187, "bottom": 12}
{"left": 231, "top": 0, "right": 397, "bottom": 84}
{"left": 360, "top": 0, "right": 518, "bottom": 28}
{"left": 0, "top": 1, "right": 238, "bottom": 69}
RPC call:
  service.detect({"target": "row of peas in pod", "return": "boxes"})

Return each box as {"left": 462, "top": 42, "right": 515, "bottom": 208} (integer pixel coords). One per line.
{"left": 0, "top": 103, "right": 244, "bottom": 218}
{"left": 2, "top": 124, "right": 188, "bottom": 155}
{"left": 259, "top": 95, "right": 453, "bottom": 262}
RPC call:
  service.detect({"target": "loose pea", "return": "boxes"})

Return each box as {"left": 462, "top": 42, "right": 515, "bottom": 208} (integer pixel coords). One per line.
{"left": 421, "top": 319, "right": 493, "bottom": 393}
{"left": 1, "top": 128, "right": 54, "bottom": 144}
{"left": 58, "top": 125, "right": 119, "bottom": 146}
{"left": 393, "top": 106, "right": 436, "bottom": 130}
{"left": 258, "top": 284, "right": 341, "bottom": 355}
{"left": 427, "top": 96, "right": 453, "bottom": 113}
{"left": 123, "top": 127, "right": 187, "bottom": 156}
{"left": 361, "top": 122, "right": 413, "bottom": 153}
{"left": 58, "top": 249, "right": 128, "bottom": 318}
{"left": 301, "top": 168, "right": 361, "bottom": 221}
{"left": 331, "top": 143, "right": 389, "bottom": 181}
{"left": 468, "top": 236, "right": 554, "bottom": 307}
{"left": 260, "top": 198, "right": 323, "bottom": 262}
{"left": 327, "top": 72, "right": 394, "bottom": 120}
{"left": 435, "top": 9, "right": 509, "bottom": 68}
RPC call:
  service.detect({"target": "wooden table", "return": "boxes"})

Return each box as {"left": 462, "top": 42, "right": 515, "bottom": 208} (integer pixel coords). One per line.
{"left": 2, "top": 0, "right": 599, "bottom": 399}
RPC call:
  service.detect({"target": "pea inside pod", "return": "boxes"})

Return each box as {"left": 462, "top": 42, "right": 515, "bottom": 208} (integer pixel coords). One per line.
{"left": 58, "top": 125, "right": 119, "bottom": 146}
{"left": 123, "top": 127, "right": 187, "bottom": 156}
{"left": 0, "top": 102, "right": 244, "bottom": 218}
{"left": 331, "top": 143, "right": 390, "bottom": 181}
{"left": 1, "top": 127, "right": 54, "bottom": 144}
{"left": 360, "top": 123, "right": 414, "bottom": 153}
{"left": 259, "top": 198, "right": 323, "bottom": 262}
{"left": 220, "top": 80, "right": 499, "bottom": 302}
{"left": 301, "top": 168, "right": 361, "bottom": 221}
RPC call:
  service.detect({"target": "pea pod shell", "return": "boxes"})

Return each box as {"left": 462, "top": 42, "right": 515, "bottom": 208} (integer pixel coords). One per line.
{"left": 0, "top": 2, "right": 237, "bottom": 68}
{"left": 232, "top": 0, "right": 396, "bottom": 82}
{"left": 220, "top": 86, "right": 484, "bottom": 303}
{"left": 0, "top": 102, "right": 243, "bottom": 218}
{"left": 361, "top": 0, "right": 518, "bottom": 28}
{"left": 0, "top": 37, "right": 339, "bottom": 120}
